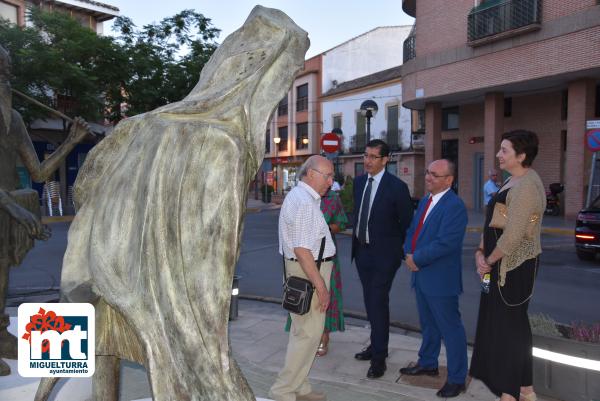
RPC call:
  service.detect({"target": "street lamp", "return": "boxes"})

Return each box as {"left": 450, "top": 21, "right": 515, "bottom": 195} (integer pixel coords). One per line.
{"left": 273, "top": 136, "right": 281, "bottom": 194}
{"left": 360, "top": 100, "right": 378, "bottom": 144}
{"left": 302, "top": 137, "right": 309, "bottom": 145}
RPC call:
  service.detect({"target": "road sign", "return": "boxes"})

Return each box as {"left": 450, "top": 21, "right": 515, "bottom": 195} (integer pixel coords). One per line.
{"left": 586, "top": 129, "right": 600, "bottom": 152}
{"left": 321, "top": 132, "right": 340, "bottom": 153}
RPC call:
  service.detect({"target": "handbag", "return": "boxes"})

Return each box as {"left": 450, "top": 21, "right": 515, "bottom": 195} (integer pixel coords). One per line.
{"left": 489, "top": 201, "right": 540, "bottom": 237}
{"left": 282, "top": 238, "right": 325, "bottom": 315}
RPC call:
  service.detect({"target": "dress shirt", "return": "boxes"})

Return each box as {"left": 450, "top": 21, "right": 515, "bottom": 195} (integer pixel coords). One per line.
{"left": 355, "top": 169, "right": 385, "bottom": 243}
{"left": 483, "top": 179, "right": 500, "bottom": 205}
{"left": 423, "top": 187, "right": 451, "bottom": 221}
{"left": 279, "top": 181, "right": 335, "bottom": 260}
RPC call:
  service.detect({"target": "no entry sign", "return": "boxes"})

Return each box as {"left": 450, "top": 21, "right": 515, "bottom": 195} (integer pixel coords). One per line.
{"left": 320, "top": 132, "right": 340, "bottom": 153}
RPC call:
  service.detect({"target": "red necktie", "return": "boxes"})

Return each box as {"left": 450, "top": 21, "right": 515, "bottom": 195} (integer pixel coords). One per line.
{"left": 411, "top": 196, "right": 432, "bottom": 253}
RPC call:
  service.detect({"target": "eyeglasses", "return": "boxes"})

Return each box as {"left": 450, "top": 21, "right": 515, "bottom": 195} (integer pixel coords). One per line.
{"left": 425, "top": 169, "right": 450, "bottom": 179}
{"left": 363, "top": 153, "right": 384, "bottom": 161}
{"left": 311, "top": 168, "right": 334, "bottom": 180}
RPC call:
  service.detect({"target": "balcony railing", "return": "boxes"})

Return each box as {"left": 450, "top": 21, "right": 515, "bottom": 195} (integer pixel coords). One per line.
{"left": 468, "top": 0, "right": 541, "bottom": 43}
{"left": 277, "top": 103, "right": 288, "bottom": 116}
{"left": 296, "top": 96, "right": 308, "bottom": 112}
{"left": 349, "top": 134, "right": 366, "bottom": 154}
{"left": 403, "top": 35, "right": 416, "bottom": 63}
{"left": 385, "top": 129, "right": 402, "bottom": 151}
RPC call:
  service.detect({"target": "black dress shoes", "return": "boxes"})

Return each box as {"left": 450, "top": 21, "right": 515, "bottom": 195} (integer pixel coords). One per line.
{"left": 436, "top": 382, "right": 466, "bottom": 398}
{"left": 399, "top": 364, "right": 439, "bottom": 376}
{"left": 354, "top": 346, "right": 372, "bottom": 361}
{"left": 366, "top": 361, "right": 386, "bottom": 379}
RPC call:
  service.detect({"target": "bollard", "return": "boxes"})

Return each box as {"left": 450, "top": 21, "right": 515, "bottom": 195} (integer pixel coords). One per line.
{"left": 229, "top": 275, "right": 240, "bottom": 321}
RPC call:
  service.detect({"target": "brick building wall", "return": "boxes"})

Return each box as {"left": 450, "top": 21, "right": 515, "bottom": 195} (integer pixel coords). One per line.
{"left": 404, "top": 25, "right": 600, "bottom": 103}
{"left": 543, "top": 0, "right": 598, "bottom": 22}
{"left": 415, "top": 0, "right": 472, "bottom": 56}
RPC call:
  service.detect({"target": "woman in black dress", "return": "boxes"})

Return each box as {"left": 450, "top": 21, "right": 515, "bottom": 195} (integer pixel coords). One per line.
{"left": 470, "top": 130, "right": 546, "bottom": 401}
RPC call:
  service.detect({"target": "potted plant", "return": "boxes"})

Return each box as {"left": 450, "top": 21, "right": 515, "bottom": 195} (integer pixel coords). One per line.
{"left": 530, "top": 314, "right": 600, "bottom": 401}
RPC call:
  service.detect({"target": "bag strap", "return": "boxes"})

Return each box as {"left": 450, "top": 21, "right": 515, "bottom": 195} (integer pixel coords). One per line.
{"left": 282, "top": 237, "right": 326, "bottom": 283}
{"left": 497, "top": 257, "right": 538, "bottom": 307}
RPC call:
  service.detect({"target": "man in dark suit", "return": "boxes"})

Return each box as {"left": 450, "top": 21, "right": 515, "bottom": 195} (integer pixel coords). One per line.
{"left": 400, "top": 159, "right": 468, "bottom": 398}
{"left": 352, "top": 139, "right": 413, "bottom": 379}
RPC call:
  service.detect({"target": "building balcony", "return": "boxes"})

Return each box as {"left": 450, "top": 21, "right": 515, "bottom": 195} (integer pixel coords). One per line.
{"left": 467, "top": 0, "right": 541, "bottom": 45}
{"left": 349, "top": 134, "right": 366, "bottom": 154}
{"left": 384, "top": 129, "right": 402, "bottom": 151}
{"left": 403, "top": 34, "right": 416, "bottom": 63}
{"left": 296, "top": 96, "right": 308, "bottom": 112}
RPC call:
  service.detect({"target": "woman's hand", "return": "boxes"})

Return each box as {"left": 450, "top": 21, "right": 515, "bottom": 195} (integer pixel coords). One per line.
{"left": 475, "top": 250, "right": 491, "bottom": 279}
{"left": 329, "top": 223, "right": 340, "bottom": 234}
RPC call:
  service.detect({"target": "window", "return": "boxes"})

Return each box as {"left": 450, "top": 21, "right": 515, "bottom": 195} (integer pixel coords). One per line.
{"left": 354, "top": 162, "right": 364, "bottom": 177}
{"left": 352, "top": 111, "right": 366, "bottom": 152}
{"left": 386, "top": 162, "right": 397, "bottom": 176}
{"left": 265, "top": 129, "right": 270, "bottom": 153}
{"left": 387, "top": 105, "right": 400, "bottom": 149}
{"left": 504, "top": 97, "right": 512, "bottom": 117}
{"left": 296, "top": 84, "right": 308, "bottom": 111}
{"left": 442, "top": 107, "right": 459, "bottom": 130}
{"left": 277, "top": 96, "right": 288, "bottom": 116}
{"left": 333, "top": 115, "right": 342, "bottom": 130}
{"left": 278, "top": 126, "right": 288, "bottom": 152}
{"left": 0, "top": 2, "right": 18, "bottom": 24}
{"left": 296, "top": 123, "right": 308, "bottom": 150}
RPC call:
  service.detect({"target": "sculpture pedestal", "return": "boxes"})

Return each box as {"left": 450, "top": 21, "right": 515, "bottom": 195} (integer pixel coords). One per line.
{"left": 1, "top": 317, "right": 272, "bottom": 401}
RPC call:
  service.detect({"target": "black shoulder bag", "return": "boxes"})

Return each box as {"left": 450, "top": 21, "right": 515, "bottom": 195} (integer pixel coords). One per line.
{"left": 282, "top": 238, "right": 326, "bottom": 315}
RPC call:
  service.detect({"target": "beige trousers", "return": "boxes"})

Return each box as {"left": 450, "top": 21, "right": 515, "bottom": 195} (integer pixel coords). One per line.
{"left": 269, "top": 259, "right": 333, "bottom": 401}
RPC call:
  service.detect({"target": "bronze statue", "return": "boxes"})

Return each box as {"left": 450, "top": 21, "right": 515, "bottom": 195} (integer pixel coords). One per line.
{"left": 35, "top": 6, "right": 309, "bottom": 401}
{"left": 0, "top": 45, "right": 90, "bottom": 376}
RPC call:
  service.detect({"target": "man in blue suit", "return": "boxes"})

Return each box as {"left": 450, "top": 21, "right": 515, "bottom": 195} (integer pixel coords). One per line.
{"left": 352, "top": 139, "right": 413, "bottom": 379}
{"left": 400, "top": 159, "right": 468, "bottom": 398}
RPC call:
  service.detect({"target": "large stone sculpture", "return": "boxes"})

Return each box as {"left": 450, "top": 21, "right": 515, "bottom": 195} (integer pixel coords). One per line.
{"left": 0, "top": 45, "right": 90, "bottom": 376}
{"left": 35, "top": 6, "right": 309, "bottom": 401}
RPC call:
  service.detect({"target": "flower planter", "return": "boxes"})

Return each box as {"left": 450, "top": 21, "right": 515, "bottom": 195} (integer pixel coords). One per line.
{"left": 533, "top": 334, "right": 600, "bottom": 401}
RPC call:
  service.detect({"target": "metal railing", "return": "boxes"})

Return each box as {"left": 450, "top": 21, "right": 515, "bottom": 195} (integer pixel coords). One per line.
{"left": 277, "top": 103, "right": 288, "bottom": 116}
{"left": 403, "top": 35, "right": 416, "bottom": 63}
{"left": 385, "top": 129, "right": 402, "bottom": 150}
{"left": 349, "top": 134, "right": 366, "bottom": 153}
{"left": 296, "top": 97, "right": 308, "bottom": 112}
{"left": 468, "top": 0, "right": 541, "bottom": 42}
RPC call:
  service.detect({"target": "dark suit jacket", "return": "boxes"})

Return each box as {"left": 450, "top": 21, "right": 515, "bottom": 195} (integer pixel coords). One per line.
{"left": 403, "top": 189, "right": 468, "bottom": 297}
{"left": 351, "top": 171, "right": 413, "bottom": 267}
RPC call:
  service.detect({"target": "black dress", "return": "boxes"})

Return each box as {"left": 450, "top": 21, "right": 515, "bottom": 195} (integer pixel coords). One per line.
{"left": 470, "top": 188, "right": 538, "bottom": 399}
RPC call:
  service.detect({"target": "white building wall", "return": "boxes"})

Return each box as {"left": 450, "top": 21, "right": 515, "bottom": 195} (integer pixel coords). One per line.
{"left": 322, "top": 82, "right": 411, "bottom": 151}
{"left": 322, "top": 26, "right": 412, "bottom": 94}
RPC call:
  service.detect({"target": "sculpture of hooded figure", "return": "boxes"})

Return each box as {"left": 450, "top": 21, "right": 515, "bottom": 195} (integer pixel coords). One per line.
{"left": 46, "top": 6, "right": 309, "bottom": 401}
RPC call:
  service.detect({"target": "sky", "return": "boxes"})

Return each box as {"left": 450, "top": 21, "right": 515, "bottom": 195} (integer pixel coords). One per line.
{"left": 104, "top": 0, "right": 414, "bottom": 57}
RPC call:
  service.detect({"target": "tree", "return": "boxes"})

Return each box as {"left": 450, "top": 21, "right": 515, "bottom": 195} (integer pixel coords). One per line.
{"left": 0, "top": 7, "right": 220, "bottom": 125}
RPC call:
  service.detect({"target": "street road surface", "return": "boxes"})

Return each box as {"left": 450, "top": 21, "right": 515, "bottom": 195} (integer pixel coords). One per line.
{"left": 8, "top": 210, "right": 600, "bottom": 342}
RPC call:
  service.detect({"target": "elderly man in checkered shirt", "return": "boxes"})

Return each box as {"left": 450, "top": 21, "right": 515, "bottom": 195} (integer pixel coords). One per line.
{"left": 269, "top": 155, "right": 336, "bottom": 401}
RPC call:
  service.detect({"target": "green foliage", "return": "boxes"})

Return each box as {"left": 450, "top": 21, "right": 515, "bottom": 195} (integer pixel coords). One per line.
{"left": 529, "top": 313, "right": 562, "bottom": 338}
{"left": 110, "top": 9, "right": 219, "bottom": 118}
{"left": 0, "top": 6, "right": 219, "bottom": 125}
{"left": 339, "top": 175, "right": 354, "bottom": 214}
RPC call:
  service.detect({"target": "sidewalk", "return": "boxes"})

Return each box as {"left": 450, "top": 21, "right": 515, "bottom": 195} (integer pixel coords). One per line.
{"left": 2, "top": 300, "right": 556, "bottom": 401}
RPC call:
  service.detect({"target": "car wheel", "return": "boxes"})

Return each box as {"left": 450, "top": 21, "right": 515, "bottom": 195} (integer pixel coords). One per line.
{"left": 576, "top": 249, "right": 595, "bottom": 261}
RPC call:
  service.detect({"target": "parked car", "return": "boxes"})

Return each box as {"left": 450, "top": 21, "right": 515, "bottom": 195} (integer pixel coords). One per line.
{"left": 575, "top": 195, "right": 600, "bottom": 261}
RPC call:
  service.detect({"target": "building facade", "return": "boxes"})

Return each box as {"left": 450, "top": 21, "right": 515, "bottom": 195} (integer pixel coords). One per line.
{"left": 321, "top": 66, "right": 424, "bottom": 196}
{"left": 402, "top": 0, "right": 600, "bottom": 215}
{"left": 262, "top": 55, "right": 323, "bottom": 195}
{"left": 1, "top": 0, "right": 119, "bottom": 213}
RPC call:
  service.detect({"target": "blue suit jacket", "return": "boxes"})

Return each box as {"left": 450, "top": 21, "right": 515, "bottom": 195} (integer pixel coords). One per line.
{"left": 351, "top": 171, "right": 413, "bottom": 266}
{"left": 403, "top": 189, "right": 468, "bottom": 296}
